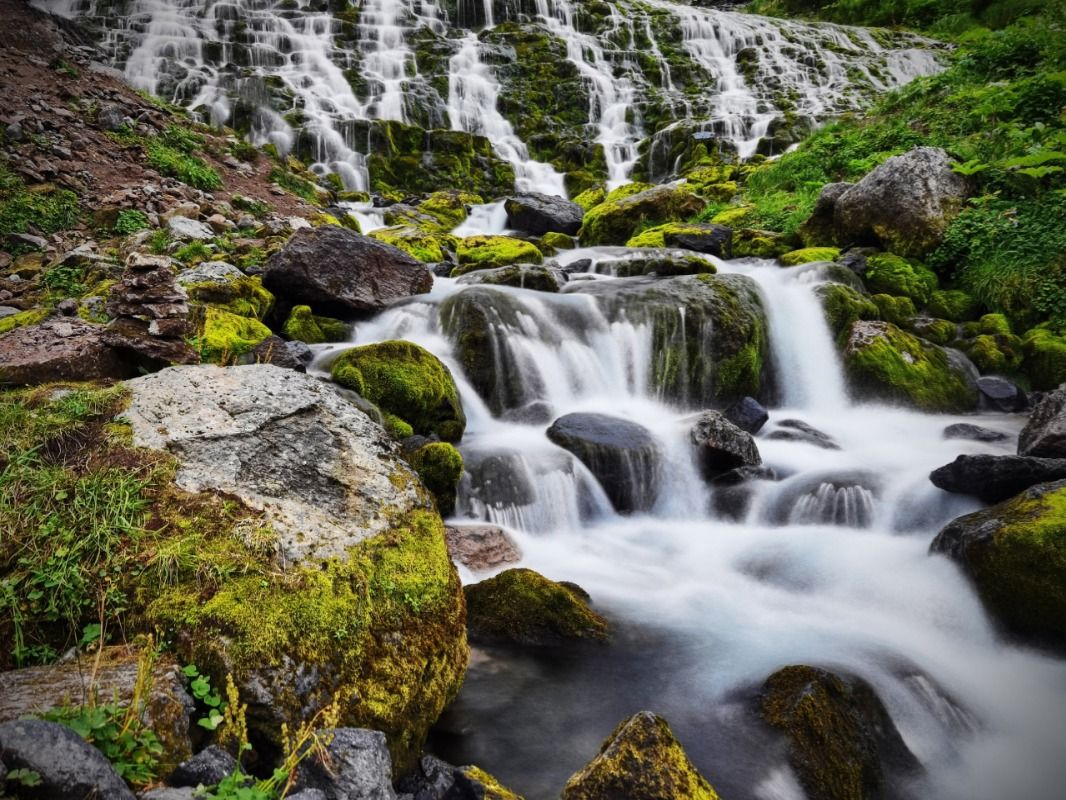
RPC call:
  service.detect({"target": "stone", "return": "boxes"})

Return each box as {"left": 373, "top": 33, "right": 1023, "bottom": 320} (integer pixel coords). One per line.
{"left": 167, "top": 216, "right": 215, "bottom": 242}
{"left": 96, "top": 104, "right": 128, "bottom": 131}
{"left": 598, "top": 251, "right": 716, "bottom": 278}
{"left": 943, "top": 423, "right": 1009, "bottom": 442}
{"left": 664, "top": 223, "right": 733, "bottom": 258}
{"left": 828, "top": 147, "right": 970, "bottom": 258}
{"left": 264, "top": 227, "right": 432, "bottom": 317}
{"left": 766, "top": 419, "right": 840, "bottom": 449}
{"left": 396, "top": 754, "right": 457, "bottom": 799}
{"left": 505, "top": 193, "right": 584, "bottom": 236}
{"left": 931, "top": 480, "right": 1066, "bottom": 645}
{"left": 169, "top": 745, "right": 236, "bottom": 788}
{"left": 175, "top": 260, "right": 246, "bottom": 287}
{"left": 288, "top": 791, "right": 328, "bottom": 800}
{"left": 444, "top": 524, "right": 522, "bottom": 571}
{"left": 465, "top": 568, "right": 608, "bottom": 646}
{"left": 123, "top": 364, "right": 430, "bottom": 565}
{"left": 0, "top": 648, "right": 193, "bottom": 775}
{"left": 977, "top": 375, "right": 1027, "bottom": 413}
{"left": 930, "top": 454, "right": 1066, "bottom": 504}
{"left": 723, "top": 395, "right": 769, "bottom": 434}
{"left": 294, "top": 728, "right": 395, "bottom": 800}
{"left": 759, "top": 666, "right": 919, "bottom": 800}
{"left": 689, "top": 410, "right": 761, "bottom": 478}
{"left": 1018, "top": 385, "right": 1066, "bottom": 457}
{"left": 140, "top": 789, "right": 197, "bottom": 800}
{"left": 561, "top": 711, "right": 719, "bottom": 800}
{"left": 547, "top": 412, "right": 660, "bottom": 514}
{"left": 580, "top": 184, "right": 706, "bottom": 246}
{"left": 456, "top": 263, "right": 567, "bottom": 292}
{"left": 0, "top": 316, "right": 136, "bottom": 386}
{"left": 0, "top": 719, "right": 136, "bottom": 800}
{"left": 240, "top": 335, "right": 306, "bottom": 371}
{"left": 445, "top": 766, "right": 523, "bottom": 800}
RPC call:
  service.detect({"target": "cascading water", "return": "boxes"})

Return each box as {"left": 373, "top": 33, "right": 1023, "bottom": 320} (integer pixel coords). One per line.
{"left": 311, "top": 248, "right": 1065, "bottom": 800}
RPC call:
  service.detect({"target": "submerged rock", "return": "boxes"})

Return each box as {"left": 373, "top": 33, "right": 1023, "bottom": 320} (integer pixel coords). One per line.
{"left": 561, "top": 711, "right": 720, "bottom": 800}
{"left": 547, "top": 412, "right": 660, "bottom": 513}
{"left": 759, "top": 665, "right": 919, "bottom": 800}
{"left": 942, "top": 422, "right": 1009, "bottom": 442}
{"left": 597, "top": 251, "right": 716, "bottom": 278}
{"left": 931, "top": 479, "right": 1066, "bottom": 646}
{"left": 724, "top": 395, "right": 769, "bottom": 434}
{"left": 505, "top": 193, "right": 584, "bottom": 236}
{"left": 766, "top": 419, "right": 840, "bottom": 449}
{"left": 930, "top": 454, "right": 1066, "bottom": 503}
{"left": 689, "top": 410, "right": 761, "bottom": 478}
{"left": 456, "top": 264, "right": 567, "bottom": 292}
{"left": 464, "top": 568, "right": 608, "bottom": 646}
{"left": 1019, "top": 385, "right": 1066, "bottom": 457}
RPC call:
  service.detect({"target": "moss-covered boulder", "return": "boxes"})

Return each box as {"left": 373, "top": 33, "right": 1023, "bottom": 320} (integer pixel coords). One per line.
{"left": 561, "top": 711, "right": 720, "bottom": 800}
{"left": 195, "top": 306, "right": 272, "bottom": 363}
{"left": 908, "top": 317, "right": 957, "bottom": 347}
{"left": 456, "top": 263, "right": 567, "bottom": 292}
{"left": 369, "top": 225, "right": 454, "bottom": 263}
{"left": 732, "top": 228, "right": 792, "bottom": 258}
{"left": 961, "top": 333, "right": 1023, "bottom": 373}
{"left": 417, "top": 189, "right": 484, "bottom": 230}
{"left": 842, "top": 320, "right": 978, "bottom": 412}
{"left": 282, "top": 304, "right": 348, "bottom": 344}
{"left": 408, "top": 442, "right": 463, "bottom": 516}
{"left": 580, "top": 185, "right": 706, "bottom": 246}
{"left": 464, "top": 568, "right": 608, "bottom": 646}
{"left": 931, "top": 479, "right": 1066, "bottom": 646}
{"left": 601, "top": 252, "right": 716, "bottom": 278}
{"left": 625, "top": 222, "right": 732, "bottom": 258}
{"left": 816, "top": 284, "right": 879, "bottom": 339}
{"left": 573, "top": 186, "right": 606, "bottom": 212}
{"left": 927, "top": 289, "right": 981, "bottom": 322}
{"left": 759, "top": 666, "right": 919, "bottom": 800}
{"left": 453, "top": 235, "right": 543, "bottom": 275}
{"left": 330, "top": 340, "right": 465, "bottom": 442}
{"left": 861, "top": 253, "right": 938, "bottom": 305}
{"left": 779, "top": 247, "right": 841, "bottom": 266}
{"left": 451, "top": 766, "right": 525, "bottom": 800}
{"left": 870, "top": 294, "right": 917, "bottom": 327}
{"left": 1023, "top": 326, "right": 1066, "bottom": 390}
{"left": 178, "top": 263, "right": 275, "bottom": 320}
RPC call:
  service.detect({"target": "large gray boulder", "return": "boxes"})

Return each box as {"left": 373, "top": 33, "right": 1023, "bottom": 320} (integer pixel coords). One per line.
{"left": 263, "top": 226, "right": 432, "bottom": 317}
{"left": 122, "top": 364, "right": 430, "bottom": 565}
{"left": 1019, "top": 385, "right": 1066, "bottom": 457}
{"left": 294, "top": 728, "right": 395, "bottom": 800}
{"left": 816, "top": 147, "right": 969, "bottom": 257}
{"left": 0, "top": 719, "right": 135, "bottom": 800}
{"left": 930, "top": 454, "right": 1066, "bottom": 504}
{"left": 505, "top": 192, "right": 584, "bottom": 235}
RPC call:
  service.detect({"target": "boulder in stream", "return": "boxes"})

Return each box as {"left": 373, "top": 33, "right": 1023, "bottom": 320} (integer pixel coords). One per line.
{"left": 724, "top": 395, "right": 769, "bottom": 434}
{"left": 505, "top": 193, "right": 584, "bottom": 236}
{"left": 1019, "top": 385, "right": 1066, "bottom": 457}
{"left": 930, "top": 454, "right": 1066, "bottom": 504}
{"left": 689, "top": 410, "right": 761, "bottom": 478}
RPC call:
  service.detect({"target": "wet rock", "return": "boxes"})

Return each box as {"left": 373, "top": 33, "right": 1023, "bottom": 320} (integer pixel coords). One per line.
{"left": 1018, "top": 385, "right": 1066, "bottom": 457}
{"left": 294, "top": 728, "right": 395, "bottom": 800}
{"left": 445, "top": 525, "right": 522, "bottom": 571}
{"left": 599, "top": 251, "right": 715, "bottom": 277}
{"left": 456, "top": 263, "right": 567, "bottom": 292}
{"left": 761, "top": 667, "right": 919, "bottom": 800}
{"left": 561, "top": 711, "right": 720, "bottom": 800}
{"left": 123, "top": 364, "right": 430, "bottom": 564}
{"left": 396, "top": 754, "right": 457, "bottom": 799}
{"left": 167, "top": 216, "right": 215, "bottom": 242}
{"left": 0, "top": 316, "right": 137, "bottom": 386}
{"left": 942, "top": 422, "right": 1009, "bottom": 442}
{"left": 505, "top": 193, "right": 584, "bottom": 236}
{"left": 500, "top": 400, "right": 555, "bottom": 425}
{"left": 240, "top": 334, "right": 307, "bottom": 371}
{"left": 711, "top": 465, "right": 777, "bottom": 521}
{"left": 664, "top": 222, "right": 733, "bottom": 258}
{"left": 547, "top": 412, "right": 660, "bottom": 513}
{"left": 169, "top": 745, "right": 236, "bottom": 788}
{"left": 931, "top": 480, "right": 1066, "bottom": 646}
{"left": 930, "top": 454, "right": 1066, "bottom": 504}
{"left": 465, "top": 568, "right": 608, "bottom": 646}
{"left": 263, "top": 226, "right": 432, "bottom": 317}
{"left": 766, "top": 419, "right": 839, "bottom": 449}
{"left": 689, "top": 410, "right": 761, "bottom": 478}
{"left": 766, "top": 470, "right": 880, "bottom": 527}
{"left": 140, "top": 789, "right": 197, "bottom": 800}
{"left": 444, "top": 766, "right": 524, "bottom": 800}
{"left": 0, "top": 648, "right": 193, "bottom": 775}
{"left": 0, "top": 719, "right": 136, "bottom": 800}
{"left": 825, "top": 147, "right": 970, "bottom": 258}
{"left": 976, "top": 375, "right": 1027, "bottom": 413}
{"left": 581, "top": 184, "right": 706, "bottom": 246}
{"left": 724, "top": 395, "right": 769, "bottom": 434}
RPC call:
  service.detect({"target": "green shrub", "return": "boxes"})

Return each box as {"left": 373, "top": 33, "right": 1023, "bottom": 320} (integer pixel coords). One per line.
{"left": 0, "top": 163, "right": 80, "bottom": 244}
{"left": 113, "top": 210, "right": 151, "bottom": 235}
{"left": 147, "top": 137, "right": 222, "bottom": 191}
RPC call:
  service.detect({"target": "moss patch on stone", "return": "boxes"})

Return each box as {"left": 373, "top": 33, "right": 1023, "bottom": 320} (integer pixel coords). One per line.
{"left": 779, "top": 247, "right": 841, "bottom": 266}
{"left": 732, "top": 228, "right": 792, "bottom": 258}
{"left": 572, "top": 186, "right": 606, "bottom": 212}
{"left": 1023, "top": 326, "right": 1066, "bottom": 390}
{"left": 330, "top": 340, "right": 465, "bottom": 442}
{"left": 453, "top": 236, "right": 543, "bottom": 274}
{"left": 580, "top": 185, "right": 705, "bottom": 246}
{"left": 195, "top": 307, "right": 272, "bottom": 363}
{"left": 409, "top": 442, "right": 463, "bottom": 516}
{"left": 0, "top": 308, "right": 50, "bottom": 336}
{"left": 282, "top": 305, "right": 349, "bottom": 344}
{"left": 927, "top": 289, "right": 981, "bottom": 322}
{"left": 816, "top": 284, "right": 879, "bottom": 339}
{"left": 369, "top": 225, "right": 451, "bottom": 263}
{"left": 862, "top": 254, "right": 938, "bottom": 305}
{"left": 185, "top": 275, "right": 274, "bottom": 320}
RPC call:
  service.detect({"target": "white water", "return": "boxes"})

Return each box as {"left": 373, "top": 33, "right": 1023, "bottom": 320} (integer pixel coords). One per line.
{"left": 311, "top": 249, "right": 1065, "bottom": 799}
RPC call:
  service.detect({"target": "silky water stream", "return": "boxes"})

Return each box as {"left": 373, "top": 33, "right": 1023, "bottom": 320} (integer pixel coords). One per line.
{"left": 314, "top": 251, "right": 1066, "bottom": 800}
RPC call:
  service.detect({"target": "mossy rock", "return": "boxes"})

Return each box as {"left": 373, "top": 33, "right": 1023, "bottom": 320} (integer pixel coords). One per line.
{"left": 185, "top": 274, "right": 275, "bottom": 321}
{"left": 709, "top": 205, "right": 754, "bottom": 227}
{"left": 464, "top": 568, "right": 608, "bottom": 646}
{"left": 759, "top": 665, "right": 919, "bottom": 800}
{"left": 932, "top": 479, "right": 1066, "bottom": 646}
{"left": 732, "top": 228, "right": 791, "bottom": 258}
{"left": 196, "top": 307, "right": 272, "bottom": 363}
{"left": 869, "top": 294, "right": 916, "bottom": 326}
{"left": 862, "top": 254, "right": 938, "bottom": 305}
{"left": 927, "top": 289, "right": 981, "bottom": 322}
{"left": 580, "top": 185, "right": 705, "bottom": 246}
{"left": 409, "top": 442, "right": 463, "bottom": 516}
{"left": 561, "top": 711, "right": 720, "bottom": 800}
{"left": 330, "top": 340, "right": 465, "bottom": 442}
{"left": 961, "top": 333, "right": 1023, "bottom": 373}
{"left": 572, "top": 186, "right": 606, "bottom": 212}
{"left": 451, "top": 766, "right": 525, "bottom": 800}
{"left": 417, "top": 190, "right": 484, "bottom": 230}
{"left": 0, "top": 308, "right": 49, "bottom": 336}
{"left": 282, "top": 305, "right": 348, "bottom": 344}
{"left": 816, "top": 284, "right": 878, "bottom": 339}
{"left": 842, "top": 320, "right": 978, "bottom": 412}
{"left": 779, "top": 247, "right": 841, "bottom": 267}
{"left": 908, "top": 317, "right": 957, "bottom": 347}
{"left": 976, "top": 312, "right": 1012, "bottom": 336}
{"left": 456, "top": 264, "right": 567, "bottom": 292}
{"left": 541, "top": 231, "right": 576, "bottom": 250}
{"left": 1023, "top": 326, "right": 1066, "bottom": 390}
{"left": 369, "top": 225, "right": 453, "bottom": 264}
{"left": 453, "top": 236, "right": 543, "bottom": 274}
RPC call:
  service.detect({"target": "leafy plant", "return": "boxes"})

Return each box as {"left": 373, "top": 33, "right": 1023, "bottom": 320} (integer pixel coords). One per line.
{"left": 182, "top": 664, "right": 226, "bottom": 731}
{"left": 113, "top": 210, "right": 151, "bottom": 235}
{"left": 6, "top": 768, "right": 42, "bottom": 788}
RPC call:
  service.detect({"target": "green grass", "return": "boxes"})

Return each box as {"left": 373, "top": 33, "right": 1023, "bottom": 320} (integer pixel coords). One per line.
{"left": 0, "top": 162, "right": 81, "bottom": 247}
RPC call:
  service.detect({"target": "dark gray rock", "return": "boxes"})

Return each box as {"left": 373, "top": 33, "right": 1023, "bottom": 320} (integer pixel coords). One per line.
{"left": 711, "top": 465, "right": 777, "bottom": 521}
{"left": 396, "top": 754, "right": 457, "bottom": 800}
{"left": 264, "top": 226, "right": 432, "bottom": 317}
{"left": 724, "top": 395, "right": 769, "bottom": 434}
{"left": 169, "top": 745, "right": 236, "bottom": 788}
{"left": 943, "top": 423, "right": 1009, "bottom": 442}
{"left": 766, "top": 470, "right": 880, "bottom": 527}
{"left": 599, "top": 251, "right": 714, "bottom": 277}
{"left": 294, "top": 728, "right": 395, "bottom": 800}
{"left": 240, "top": 335, "right": 307, "bottom": 371}
{"left": 505, "top": 193, "right": 583, "bottom": 236}
{"left": 287, "top": 791, "right": 328, "bottom": 800}
{"left": 663, "top": 223, "right": 733, "bottom": 258}
{"left": 766, "top": 419, "right": 840, "bottom": 450}
{"left": 930, "top": 454, "right": 1066, "bottom": 504}
{"left": 0, "top": 719, "right": 135, "bottom": 800}
{"left": 976, "top": 375, "right": 1027, "bottom": 413}
{"left": 1019, "top": 385, "right": 1066, "bottom": 457}
{"left": 547, "top": 412, "right": 660, "bottom": 514}
{"left": 0, "top": 316, "right": 138, "bottom": 386}
{"left": 456, "top": 264, "right": 567, "bottom": 292}
{"left": 500, "top": 400, "right": 555, "bottom": 425}
{"left": 689, "top": 410, "right": 761, "bottom": 478}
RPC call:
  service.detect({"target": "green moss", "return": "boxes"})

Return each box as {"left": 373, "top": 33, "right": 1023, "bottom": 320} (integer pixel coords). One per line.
{"left": 330, "top": 340, "right": 465, "bottom": 442}
{"left": 573, "top": 186, "right": 606, "bottom": 212}
{"left": 454, "top": 236, "right": 543, "bottom": 274}
{"left": 455, "top": 767, "right": 524, "bottom": 800}
{"left": 863, "top": 254, "right": 938, "bottom": 305}
{"left": 843, "top": 321, "right": 978, "bottom": 412}
{"left": 710, "top": 206, "right": 756, "bottom": 227}
{"left": 185, "top": 275, "right": 274, "bottom": 320}
{"left": 194, "top": 307, "right": 272, "bottom": 363}
{"left": 909, "top": 317, "right": 958, "bottom": 347}
{"left": 978, "top": 312, "right": 1012, "bottom": 336}
{"left": 580, "top": 185, "right": 705, "bottom": 246}
{"left": 870, "top": 294, "right": 917, "bottom": 326}
{"left": 0, "top": 308, "right": 50, "bottom": 336}
{"left": 1023, "top": 326, "right": 1066, "bottom": 389}
{"left": 418, "top": 190, "right": 483, "bottom": 230}
{"left": 732, "top": 229, "right": 792, "bottom": 258}
{"left": 0, "top": 164, "right": 81, "bottom": 245}
{"left": 817, "top": 284, "right": 879, "bottom": 338}
{"left": 409, "top": 442, "right": 463, "bottom": 516}
{"left": 779, "top": 247, "right": 841, "bottom": 266}
{"left": 269, "top": 167, "right": 323, "bottom": 205}
{"left": 963, "top": 332, "right": 1023, "bottom": 373}
{"left": 383, "top": 413, "right": 414, "bottom": 440}
{"left": 369, "top": 225, "right": 451, "bottom": 263}
{"left": 146, "top": 139, "right": 221, "bottom": 191}
{"left": 464, "top": 568, "right": 608, "bottom": 645}
{"left": 927, "top": 289, "right": 982, "bottom": 322}
{"left": 542, "top": 231, "right": 576, "bottom": 250}
{"left": 625, "top": 222, "right": 720, "bottom": 249}
{"left": 281, "top": 305, "right": 348, "bottom": 344}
